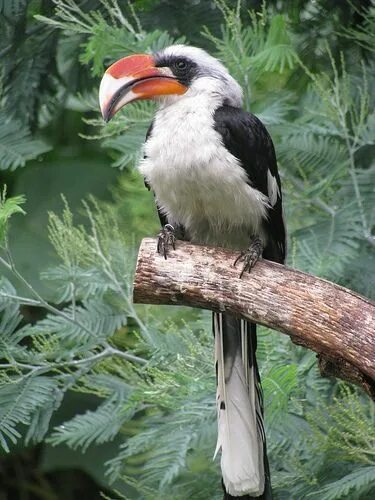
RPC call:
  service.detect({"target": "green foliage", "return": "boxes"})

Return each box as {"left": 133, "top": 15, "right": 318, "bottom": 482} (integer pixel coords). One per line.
{"left": 0, "top": 115, "right": 50, "bottom": 171}
{"left": 0, "top": 199, "right": 145, "bottom": 454}
{"left": 0, "top": 189, "right": 25, "bottom": 244}
{"left": 0, "top": 377, "right": 59, "bottom": 452}
{"left": 203, "top": 2, "right": 298, "bottom": 107}
{"left": 103, "top": 321, "right": 221, "bottom": 498}
{"left": 309, "top": 385, "right": 375, "bottom": 465}
{"left": 308, "top": 467, "right": 375, "bottom": 500}
{"left": 48, "top": 375, "right": 133, "bottom": 452}
{"left": 0, "top": 277, "right": 23, "bottom": 347}
{"left": 36, "top": 0, "right": 181, "bottom": 76}
{"left": 0, "top": 0, "right": 27, "bottom": 17}
{"left": 1, "top": 17, "right": 60, "bottom": 129}
{"left": 341, "top": 3, "right": 375, "bottom": 53}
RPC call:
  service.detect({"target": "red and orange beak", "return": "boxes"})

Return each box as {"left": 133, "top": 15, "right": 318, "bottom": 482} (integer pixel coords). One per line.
{"left": 99, "top": 54, "right": 188, "bottom": 122}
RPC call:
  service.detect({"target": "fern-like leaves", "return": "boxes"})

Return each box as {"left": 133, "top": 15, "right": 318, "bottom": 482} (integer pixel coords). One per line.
{"left": 0, "top": 116, "right": 50, "bottom": 171}
{"left": 0, "top": 377, "right": 59, "bottom": 452}
{"left": 308, "top": 466, "right": 375, "bottom": 500}
{"left": 49, "top": 376, "right": 133, "bottom": 452}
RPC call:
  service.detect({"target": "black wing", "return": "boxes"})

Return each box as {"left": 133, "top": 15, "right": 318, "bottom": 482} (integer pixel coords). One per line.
{"left": 214, "top": 105, "right": 286, "bottom": 264}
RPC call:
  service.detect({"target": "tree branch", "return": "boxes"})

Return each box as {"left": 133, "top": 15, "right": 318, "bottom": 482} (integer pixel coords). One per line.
{"left": 133, "top": 238, "right": 375, "bottom": 398}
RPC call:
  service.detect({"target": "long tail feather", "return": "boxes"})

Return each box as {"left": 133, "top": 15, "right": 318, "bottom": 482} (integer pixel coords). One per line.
{"left": 213, "top": 312, "right": 271, "bottom": 499}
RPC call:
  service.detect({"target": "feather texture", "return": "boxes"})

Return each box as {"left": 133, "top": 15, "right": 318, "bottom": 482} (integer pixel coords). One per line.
{"left": 138, "top": 45, "right": 285, "bottom": 499}
{"left": 214, "top": 313, "right": 265, "bottom": 497}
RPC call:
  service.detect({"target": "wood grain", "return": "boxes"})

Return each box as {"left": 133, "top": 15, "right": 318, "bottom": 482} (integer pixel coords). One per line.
{"left": 133, "top": 238, "right": 375, "bottom": 398}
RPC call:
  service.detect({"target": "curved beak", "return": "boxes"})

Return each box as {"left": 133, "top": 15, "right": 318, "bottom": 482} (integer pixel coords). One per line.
{"left": 99, "top": 54, "right": 188, "bottom": 122}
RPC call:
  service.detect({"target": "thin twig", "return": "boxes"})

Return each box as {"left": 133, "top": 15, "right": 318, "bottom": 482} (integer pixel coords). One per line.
{"left": 0, "top": 248, "right": 147, "bottom": 369}
{"left": 0, "top": 345, "right": 146, "bottom": 383}
{"left": 0, "top": 292, "right": 41, "bottom": 307}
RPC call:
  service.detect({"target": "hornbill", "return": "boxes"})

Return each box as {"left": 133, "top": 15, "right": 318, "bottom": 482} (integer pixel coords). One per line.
{"left": 99, "top": 45, "right": 286, "bottom": 499}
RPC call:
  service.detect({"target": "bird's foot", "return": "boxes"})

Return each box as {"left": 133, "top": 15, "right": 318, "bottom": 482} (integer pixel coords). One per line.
{"left": 234, "top": 237, "right": 263, "bottom": 278}
{"left": 157, "top": 224, "right": 176, "bottom": 259}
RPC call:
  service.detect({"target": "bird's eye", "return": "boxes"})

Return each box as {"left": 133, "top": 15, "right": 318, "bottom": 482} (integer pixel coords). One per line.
{"left": 175, "top": 59, "right": 188, "bottom": 70}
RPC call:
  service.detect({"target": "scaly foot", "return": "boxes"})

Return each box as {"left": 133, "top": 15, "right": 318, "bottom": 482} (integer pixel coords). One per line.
{"left": 234, "top": 237, "right": 263, "bottom": 278}
{"left": 157, "top": 224, "right": 176, "bottom": 259}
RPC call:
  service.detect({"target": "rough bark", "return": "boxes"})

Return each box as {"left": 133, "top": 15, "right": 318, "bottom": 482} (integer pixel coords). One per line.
{"left": 133, "top": 238, "right": 375, "bottom": 398}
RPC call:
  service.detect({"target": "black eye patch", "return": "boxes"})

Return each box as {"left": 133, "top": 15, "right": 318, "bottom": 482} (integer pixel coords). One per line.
{"left": 154, "top": 54, "right": 198, "bottom": 86}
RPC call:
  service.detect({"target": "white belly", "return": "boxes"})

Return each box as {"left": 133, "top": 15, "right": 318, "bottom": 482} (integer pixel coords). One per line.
{"left": 139, "top": 100, "right": 269, "bottom": 249}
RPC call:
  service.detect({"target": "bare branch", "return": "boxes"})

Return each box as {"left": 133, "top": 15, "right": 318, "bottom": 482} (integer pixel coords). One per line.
{"left": 133, "top": 238, "right": 375, "bottom": 398}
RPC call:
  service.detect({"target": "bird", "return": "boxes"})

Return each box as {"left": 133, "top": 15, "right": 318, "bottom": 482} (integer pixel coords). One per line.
{"left": 99, "top": 44, "right": 286, "bottom": 499}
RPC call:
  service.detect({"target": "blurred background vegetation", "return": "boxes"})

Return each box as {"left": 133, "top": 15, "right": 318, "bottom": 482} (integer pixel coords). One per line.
{"left": 0, "top": 0, "right": 374, "bottom": 499}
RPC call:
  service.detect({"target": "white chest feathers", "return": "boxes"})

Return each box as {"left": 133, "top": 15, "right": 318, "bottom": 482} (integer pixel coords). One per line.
{"left": 139, "top": 99, "right": 269, "bottom": 247}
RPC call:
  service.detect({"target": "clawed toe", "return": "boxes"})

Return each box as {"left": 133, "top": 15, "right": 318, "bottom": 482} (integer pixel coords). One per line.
{"left": 157, "top": 224, "right": 176, "bottom": 259}
{"left": 234, "top": 237, "right": 263, "bottom": 278}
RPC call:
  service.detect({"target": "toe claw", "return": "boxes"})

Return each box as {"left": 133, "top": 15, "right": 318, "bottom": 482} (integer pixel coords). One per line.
{"left": 233, "top": 251, "right": 244, "bottom": 267}
{"left": 157, "top": 224, "right": 176, "bottom": 259}
{"left": 234, "top": 237, "right": 263, "bottom": 278}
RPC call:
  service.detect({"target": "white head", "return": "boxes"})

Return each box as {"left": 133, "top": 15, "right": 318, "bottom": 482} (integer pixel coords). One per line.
{"left": 99, "top": 44, "right": 243, "bottom": 121}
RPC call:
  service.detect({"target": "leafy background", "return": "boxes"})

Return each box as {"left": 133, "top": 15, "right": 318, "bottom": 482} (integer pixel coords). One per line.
{"left": 0, "top": 0, "right": 374, "bottom": 499}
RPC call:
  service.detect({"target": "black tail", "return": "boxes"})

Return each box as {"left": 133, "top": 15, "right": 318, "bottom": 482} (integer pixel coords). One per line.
{"left": 213, "top": 313, "right": 272, "bottom": 499}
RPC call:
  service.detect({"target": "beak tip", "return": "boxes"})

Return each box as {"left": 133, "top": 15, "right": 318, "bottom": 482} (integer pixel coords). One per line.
{"left": 99, "top": 102, "right": 112, "bottom": 123}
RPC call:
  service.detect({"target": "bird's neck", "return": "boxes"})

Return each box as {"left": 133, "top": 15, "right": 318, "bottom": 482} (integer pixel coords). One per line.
{"left": 149, "top": 94, "right": 219, "bottom": 167}
{"left": 157, "top": 88, "right": 224, "bottom": 115}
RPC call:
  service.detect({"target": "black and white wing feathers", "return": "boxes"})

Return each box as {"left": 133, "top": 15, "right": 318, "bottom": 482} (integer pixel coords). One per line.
{"left": 214, "top": 105, "right": 286, "bottom": 264}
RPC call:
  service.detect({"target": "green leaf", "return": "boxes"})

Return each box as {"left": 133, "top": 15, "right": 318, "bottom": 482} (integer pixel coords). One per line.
{"left": 30, "top": 299, "right": 128, "bottom": 346}
{"left": 263, "top": 364, "right": 299, "bottom": 425}
{"left": 0, "top": 277, "right": 23, "bottom": 346}
{"left": 25, "top": 386, "right": 64, "bottom": 445}
{"left": 250, "top": 14, "right": 298, "bottom": 73}
{"left": 0, "top": 116, "right": 50, "bottom": 171}
{"left": 308, "top": 466, "right": 375, "bottom": 499}
{"left": 41, "top": 264, "right": 114, "bottom": 303}
{"left": 49, "top": 378, "right": 132, "bottom": 452}
{"left": 0, "top": 377, "right": 59, "bottom": 452}
{"left": 0, "top": 189, "right": 26, "bottom": 244}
